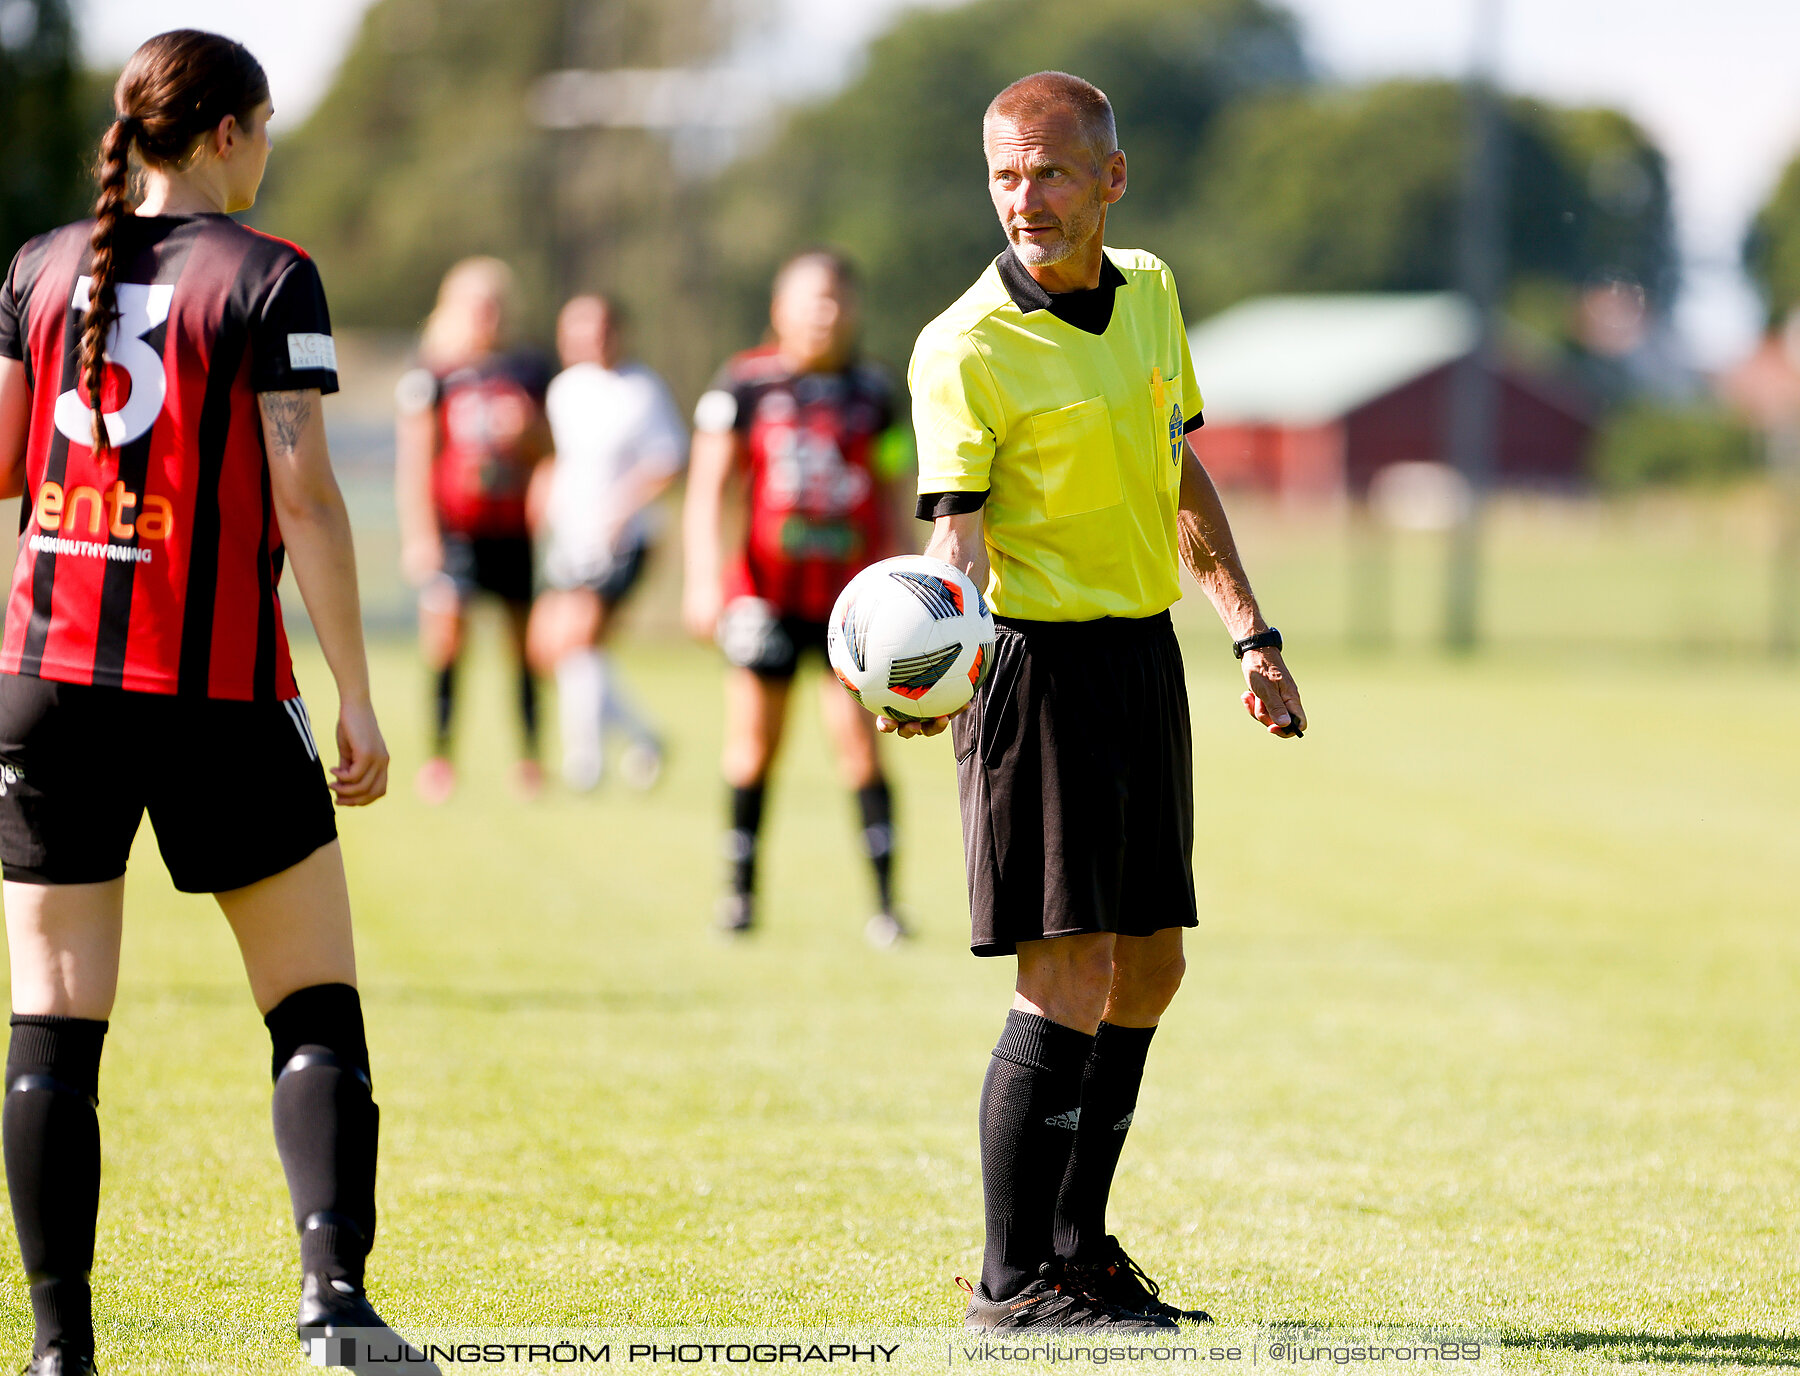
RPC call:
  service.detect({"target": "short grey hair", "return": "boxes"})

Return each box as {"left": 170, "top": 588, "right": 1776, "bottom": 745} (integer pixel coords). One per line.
{"left": 983, "top": 71, "right": 1118, "bottom": 166}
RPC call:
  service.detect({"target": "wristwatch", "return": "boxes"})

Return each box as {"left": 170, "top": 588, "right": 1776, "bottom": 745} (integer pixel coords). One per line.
{"left": 1232, "top": 627, "right": 1282, "bottom": 660}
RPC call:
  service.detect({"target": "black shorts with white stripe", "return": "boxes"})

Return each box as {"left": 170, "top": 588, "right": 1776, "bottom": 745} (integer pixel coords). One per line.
{"left": 0, "top": 671, "right": 338, "bottom": 892}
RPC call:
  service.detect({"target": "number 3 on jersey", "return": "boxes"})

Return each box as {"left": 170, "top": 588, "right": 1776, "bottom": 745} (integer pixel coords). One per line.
{"left": 53, "top": 277, "right": 173, "bottom": 449}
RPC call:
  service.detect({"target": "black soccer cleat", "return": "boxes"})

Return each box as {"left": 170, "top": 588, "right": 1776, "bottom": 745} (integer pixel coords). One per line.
{"left": 959, "top": 1262, "right": 1177, "bottom": 1330}
{"left": 297, "top": 1272, "right": 441, "bottom": 1375}
{"left": 1061, "top": 1236, "right": 1213, "bottom": 1325}
{"left": 19, "top": 1345, "right": 96, "bottom": 1375}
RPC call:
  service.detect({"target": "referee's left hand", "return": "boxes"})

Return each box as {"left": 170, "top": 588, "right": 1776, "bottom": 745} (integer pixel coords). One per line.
{"left": 1241, "top": 648, "right": 1306, "bottom": 739}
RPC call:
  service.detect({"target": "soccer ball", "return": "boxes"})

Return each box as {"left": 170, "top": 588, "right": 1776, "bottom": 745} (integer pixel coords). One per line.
{"left": 828, "top": 555, "right": 997, "bottom": 724}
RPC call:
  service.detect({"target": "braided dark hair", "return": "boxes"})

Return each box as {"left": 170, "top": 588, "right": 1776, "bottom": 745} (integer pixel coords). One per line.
{"left": 81, "top": 30, "right": 268, "bottom": 452}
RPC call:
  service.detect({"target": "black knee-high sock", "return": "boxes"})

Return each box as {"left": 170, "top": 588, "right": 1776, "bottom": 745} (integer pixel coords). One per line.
{"left": 265, "top": 984, "right": 378, "bottom": 1288}
{"left": 432, "top": 663, "right": 456, "bottom": 755}
{"left": 517, "top": 663, "right": 539, "bottom": 755}
{"left": 978, "top": 1010, "right": 1092, "bottom": 1300}
{"left": 4, "top": 1015, "right": 107, "bottom": 1359}
{"left": 1054, "top": 1022, "right": 1157, "bottom": 1261}
{"left": 727, "top": 783, "right": 767, "bottom": 900}
{"left": 855, "top": 780, "right": 896, "bottom": 913}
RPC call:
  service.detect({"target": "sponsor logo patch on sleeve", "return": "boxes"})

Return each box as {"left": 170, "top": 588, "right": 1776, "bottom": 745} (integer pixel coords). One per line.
{"left": 287, "top": 332, "right": 338, "bottom": 372}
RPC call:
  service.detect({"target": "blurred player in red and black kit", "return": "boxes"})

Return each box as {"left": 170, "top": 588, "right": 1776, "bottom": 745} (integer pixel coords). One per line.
{"left": 0, "top": 30, "right": 435, "bottom": 1375}
{"left": 682, "top": 250, "right": 915, "bottom": 946}
{"left": 394, "top": 258, "right": 552, "bottom": 803}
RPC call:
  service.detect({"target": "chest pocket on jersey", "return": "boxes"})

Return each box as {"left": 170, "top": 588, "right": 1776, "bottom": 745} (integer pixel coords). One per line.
{"left": 1029, "top": 396, "right": 1120, "bottom": 519}
{"left": 53, "top": 279, "right": 173, "bottom": 449}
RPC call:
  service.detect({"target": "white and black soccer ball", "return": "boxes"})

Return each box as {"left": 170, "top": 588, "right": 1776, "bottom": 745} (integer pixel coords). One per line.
{"left": 827, "top": 555, "right": 997, "bottom": 724}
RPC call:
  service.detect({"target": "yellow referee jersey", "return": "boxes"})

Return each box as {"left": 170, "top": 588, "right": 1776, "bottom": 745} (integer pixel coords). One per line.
{"left": 909, "top": 245, "right": 1204, "bottom": 622}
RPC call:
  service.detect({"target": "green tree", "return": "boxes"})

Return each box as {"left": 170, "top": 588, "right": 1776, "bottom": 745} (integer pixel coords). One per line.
{"left": 255, "top": 0, "right": 730, "bottom": 392}
{"left": 1591, "top": 399, "right": 1758, "bottom": 488}
{"left": 1175, "top": 80, "right": 1675, "bottom": 322}
{"left": 1745, "top": 148, "right": 1800, "bottom": 326}
{"left": 708, "top": 0, "right": 1307, "bottom": 372}
{"left": 0, "top": 0, "right": 91, "bottom": 263}
{"left": 1552, "top": 105, "right": 1676, "bottom": 300}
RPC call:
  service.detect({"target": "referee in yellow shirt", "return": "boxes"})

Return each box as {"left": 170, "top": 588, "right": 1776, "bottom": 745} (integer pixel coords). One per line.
{"left": 889, "top": 71, "right": 1306, "bottom": 1331}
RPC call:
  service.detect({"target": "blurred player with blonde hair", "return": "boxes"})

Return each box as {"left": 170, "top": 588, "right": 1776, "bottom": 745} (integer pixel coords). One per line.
{"left": 395, "top": 257, "right": 552, "bottom": 802}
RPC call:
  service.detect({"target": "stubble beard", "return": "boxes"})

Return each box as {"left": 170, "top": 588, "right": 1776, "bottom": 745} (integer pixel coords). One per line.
{"left": 1007, "top": 187, "right": 1106, "bottom": 268}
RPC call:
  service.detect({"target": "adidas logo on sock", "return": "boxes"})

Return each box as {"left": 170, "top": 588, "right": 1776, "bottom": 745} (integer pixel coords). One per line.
{"left": 1044, "top": 1108, "right": 1081, "bottom": 1129}
{"left": 1113, "top": 1111, "right": 1134, "bottom": 1131}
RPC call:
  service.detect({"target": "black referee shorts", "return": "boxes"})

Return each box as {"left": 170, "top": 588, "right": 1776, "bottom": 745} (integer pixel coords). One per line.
{"left": 0, "top": 673, "right": 339, "bottom": 893}
{"left": 950, "top": 610, "right": 1197, "bottom": 957}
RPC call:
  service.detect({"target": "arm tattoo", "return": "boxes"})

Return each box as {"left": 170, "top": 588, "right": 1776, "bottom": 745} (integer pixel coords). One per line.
{"left": 262, "top": 390, "right": 313, "bottom": 455}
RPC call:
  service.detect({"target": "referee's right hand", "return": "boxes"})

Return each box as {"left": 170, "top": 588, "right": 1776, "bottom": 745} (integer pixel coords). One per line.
{"left": 876, "top": 706, "right": 964, "bottom": 739}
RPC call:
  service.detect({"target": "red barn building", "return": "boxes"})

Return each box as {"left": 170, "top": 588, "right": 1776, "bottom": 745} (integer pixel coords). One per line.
{"left": 1186, "top": 294, "right": 1594, "bottom": 501}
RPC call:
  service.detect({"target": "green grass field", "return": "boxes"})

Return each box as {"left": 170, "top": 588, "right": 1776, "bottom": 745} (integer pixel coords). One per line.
{"left": 1, "top": 513, "right": 1799, "bottom": 1372}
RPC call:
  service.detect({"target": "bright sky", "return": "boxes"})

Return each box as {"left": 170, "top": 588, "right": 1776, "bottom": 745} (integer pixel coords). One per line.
{"left": 80, "top": 0, "right": 1800, "bottom": 369}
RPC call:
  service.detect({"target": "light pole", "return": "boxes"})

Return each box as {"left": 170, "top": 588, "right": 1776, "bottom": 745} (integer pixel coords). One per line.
{"left": 529, "top": 62, "right": 765, "bottom": 378}
{"left": 1444, "top": 0, "right": 1507, "bottom": 652}
{"left": 1772, "top": 421, "right": 1800, "bottom": 657}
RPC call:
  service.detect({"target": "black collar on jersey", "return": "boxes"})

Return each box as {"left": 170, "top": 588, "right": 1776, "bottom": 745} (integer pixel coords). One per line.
{"left": 996, "top": 248, "right": 1126, "bottom": 335}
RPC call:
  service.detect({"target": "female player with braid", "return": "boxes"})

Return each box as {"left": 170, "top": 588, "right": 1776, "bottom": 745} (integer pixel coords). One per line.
{"left": 0, "top": 31, "right": 435, "bottom": 1375}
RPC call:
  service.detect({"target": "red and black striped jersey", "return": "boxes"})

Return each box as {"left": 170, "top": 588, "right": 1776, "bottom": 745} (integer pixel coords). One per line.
{"left": 395, "top": 352, "right": 551, "bottom": 540}
{"left": 0, "top": 213, "right": 338, "bottom": 701}
{"left": 693, "top": 347, "right": 901, "bottom": 623}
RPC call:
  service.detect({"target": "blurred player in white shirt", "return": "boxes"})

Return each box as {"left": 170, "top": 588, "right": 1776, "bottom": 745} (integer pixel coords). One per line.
{"left": 528, "top": 295, "right": 686, "bottom": 790}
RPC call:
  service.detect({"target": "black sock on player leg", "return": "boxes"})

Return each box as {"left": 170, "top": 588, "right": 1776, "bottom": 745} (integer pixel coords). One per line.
{"left": 978, "top": 1010, "right": 1092, "bottom": 1301}
{"left": 265, "top": 984, "right": 379, "bottom": 1289}
{"left": 432, "top": 663, "right": 456, "bottom": 755}
{"left": 727, "top": 783, "right": 767, "bottom": 900}
{"left": 1054, "top": 1021, "right": 1157, "bottom": 1261}
{"left": 4, "top": 1015, "right": 107, "bottom": 1360}
{"left": 855, "top": 779, "right": 896, "bottom": 913}
{"left": 517, "top": 662, "right": 540, "bottom": 756}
